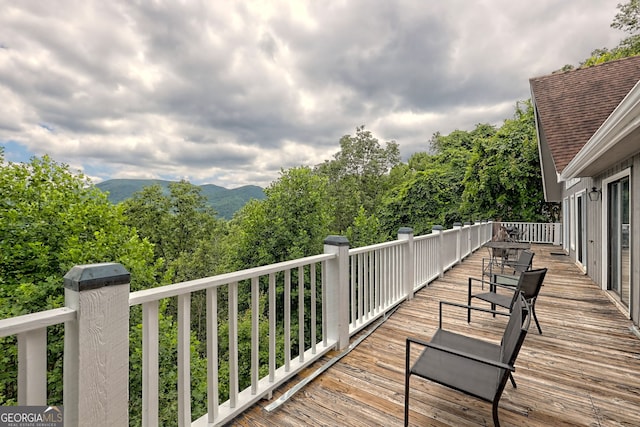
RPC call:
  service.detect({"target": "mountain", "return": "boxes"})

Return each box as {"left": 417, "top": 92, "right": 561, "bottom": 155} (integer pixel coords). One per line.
{"left": 95, "top": 179, "right": 265, "bottom": 220}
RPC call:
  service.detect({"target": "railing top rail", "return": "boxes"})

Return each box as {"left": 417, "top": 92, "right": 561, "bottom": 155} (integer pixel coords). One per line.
{"left": 0, "top": 307, "right": 76, "bottom": 338}
{"left": 129, "top": 252, "right": 334, "bottom": 306}
{"left": 348, "top": 239, "right": 405, "bottom": 256}
{"left": 414, "top": 232, "right": 438, "bottom": 242}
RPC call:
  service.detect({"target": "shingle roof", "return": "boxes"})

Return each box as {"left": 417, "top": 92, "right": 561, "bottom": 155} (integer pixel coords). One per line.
{"left": 529, "top": 56, "right": 640, "bottom": 174}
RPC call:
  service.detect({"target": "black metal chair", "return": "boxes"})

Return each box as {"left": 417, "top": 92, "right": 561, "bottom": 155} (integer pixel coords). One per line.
{"left": 405, "top": 294, "right": 531, "bottom": 427}
{"left": 469, "top": 267, "right": 547, "bottom": 334}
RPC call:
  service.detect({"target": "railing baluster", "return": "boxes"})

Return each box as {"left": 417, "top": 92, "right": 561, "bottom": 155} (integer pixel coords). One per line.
{"left": 17, "top": 329, "right": 47, "bottom": 405}
{"left": 311, "top": 263, "right": 317, "bottom": 354}
{"left": 251, "top": 277, "right": 259, "bottom": 394}
{"left": 284, "top": 270, "right": 291, "bottom": 372}
{"left": 298, "top": 266, "right": 304, "bottom": 363}
{"left": 269, "top": 273, "right": 276, "bottom": 382}
{"left": 228, "top": 282, "right": 239, "bottom": 408}
{"left": 350, "top": 256, "right": 356, "bottom": 328}
{"left": 142, "top": 300, "right": 159, "bottom": 427}
{"left": 357, "top": 253, "right": 362, "bottom": 324}
{"left": 177, "top": 293, "right": 191, "bottom": 426}
{"left": 206, "top": 287, "right": 218, "bottom": 422}
{"left": 321, "top": 262, "right": 327, "bottom": 347}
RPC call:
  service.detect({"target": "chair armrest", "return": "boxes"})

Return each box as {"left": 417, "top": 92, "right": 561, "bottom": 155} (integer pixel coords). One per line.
{"left": 439, "top": 299, "right": 508, "bottom": 329}
{"left": 469, "top": 276, "right": 520, "bottom": 292}
{"left": 406, "top": 336, "right": 515, "bottom": 372}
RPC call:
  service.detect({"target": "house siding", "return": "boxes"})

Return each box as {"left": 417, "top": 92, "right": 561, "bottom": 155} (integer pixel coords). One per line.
{"left": 560, "top": 151, "right": 639, "bottom": 326}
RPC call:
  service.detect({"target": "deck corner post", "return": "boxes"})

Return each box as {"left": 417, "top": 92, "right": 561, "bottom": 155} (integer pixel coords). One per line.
{"left": 398, "top": 227, "right": 415, "bottom": 300}
{"left": 432, "top": 225, "right": 444, "bottom": 278}
{"left": 63, "top": 263, "right": 131, "bottom": 427}
{"left": 324, "top": 236, "right": 350, "bottom": 350}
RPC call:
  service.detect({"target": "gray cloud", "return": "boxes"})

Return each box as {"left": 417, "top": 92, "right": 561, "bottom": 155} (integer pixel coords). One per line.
{"left": 0, "top": 0, "right": 624, "bottom": 188}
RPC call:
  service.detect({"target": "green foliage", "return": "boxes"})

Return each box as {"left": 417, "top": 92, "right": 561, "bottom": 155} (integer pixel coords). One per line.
{"left": 121, "top": 180, "right": 228, "bottom": 283}
{"left": 0, "top": 153, "right": 159, "bottom": 406}
{"left": 379, "top": 123, "right": 497, "bottom": 234}
{"left": 578, "top": 1, "right": 640, "bottom": 67}
{"left": 231, "top": 167, "right": 332, "bottom": 267}
{"left": 612, "top": 0, "right": 640, "bottom": 34}
{"left": 460, "top": 100, "right": 548, "bottom": 222}
{"left": 315, "top": 126, "right": 400, "bottom": 234}
{"left": 581, "top": 35, "right": 640, "bottom": 66}
{"left": 345, "top": 206, "right": 384, "bottom": 247}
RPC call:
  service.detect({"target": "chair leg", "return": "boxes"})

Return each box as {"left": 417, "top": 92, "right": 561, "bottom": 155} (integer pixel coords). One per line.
{"left": 467, "top": 278, "right": 472, "bottom": 323}
{"left": 509, "top": 372, "right": 517, "bottom": 388}
{"left": 404, "top": 375, "right": 410, "bottom": 427}
{"left": 532, "top": 304, "right": 542, "bottom": 334}
{"left": 405, "top": 342, "right": 411, "bottom": 427}
{"left": 492, "top": 400, "right": 501, "bottom": 427}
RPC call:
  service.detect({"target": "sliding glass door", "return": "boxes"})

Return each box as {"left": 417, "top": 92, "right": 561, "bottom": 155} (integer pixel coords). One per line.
{"left": 608, "top": 176, "right": 630, "bottom": 306}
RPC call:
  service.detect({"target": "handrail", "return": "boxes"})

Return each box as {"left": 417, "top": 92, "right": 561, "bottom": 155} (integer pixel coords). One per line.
{"left": 0, "top": 307, "right": 76, "bottom": 338}
{"left": 129, "top": 253, "right": 334, "bottom": 306}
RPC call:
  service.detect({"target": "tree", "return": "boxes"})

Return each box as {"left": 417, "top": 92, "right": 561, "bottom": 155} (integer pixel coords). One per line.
{"left": 460, "top": 101, "right": 550, "bottom": 222}
{"left": 315, "top": 126, "right": 400, "bottom": 233}
{"left": 231, "top": 166, "right": 332, "bottom": 267}
{"left": 612, "top": 0, "right": 640, "bottom": 34}
{"left": 579, "top": 0, "right": 640, "bottom": 66}
{"left": 378, "top": 123, "right": 496, "bottom": 234}
{"left": 121, "top": 180, "right": 228, "bottom": 283}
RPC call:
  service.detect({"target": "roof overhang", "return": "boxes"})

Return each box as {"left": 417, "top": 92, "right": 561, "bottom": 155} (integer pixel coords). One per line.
{"left": 560, "top": 79, "right": 640, "bottom": 180}
{"left": 531, "top": 90, "right": 563, "bottom": 202}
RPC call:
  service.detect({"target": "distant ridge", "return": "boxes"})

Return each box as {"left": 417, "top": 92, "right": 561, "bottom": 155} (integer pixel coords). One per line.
{"left": 95, "top": 179, "right": 265, "bottom": 220}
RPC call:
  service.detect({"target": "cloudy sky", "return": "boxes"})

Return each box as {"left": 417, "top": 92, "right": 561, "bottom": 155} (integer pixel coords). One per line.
{"left": 0, "top": 1, "right": 626, "bottom": 188}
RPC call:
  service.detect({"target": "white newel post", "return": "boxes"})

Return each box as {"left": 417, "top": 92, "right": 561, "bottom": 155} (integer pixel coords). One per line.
{"left": 432, "top": 226, "right": 444, "bottom": 278}
{"left": 63, "top": 263, "right": 130, "bottom": 427}
{"left": 323, "top": 236, "right": 350, "bottom": 351}
{"left": 453, "top": 223, "right": 462, "bottom": 264}
{"left": 398, "top": 227, "right": 415, "bottom": 300}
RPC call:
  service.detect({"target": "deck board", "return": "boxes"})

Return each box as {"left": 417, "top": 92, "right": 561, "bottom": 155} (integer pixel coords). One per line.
{"left": 231, "top": 245, "right": 640, "bottom": 426}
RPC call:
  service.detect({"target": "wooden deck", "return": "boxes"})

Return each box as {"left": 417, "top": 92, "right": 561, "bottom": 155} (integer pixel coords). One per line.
{"left": 231, "top": 245, "right": 640, "bottom": 426}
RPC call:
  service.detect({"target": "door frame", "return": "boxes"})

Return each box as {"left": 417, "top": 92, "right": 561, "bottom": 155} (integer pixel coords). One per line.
{"left": 601, "top": 168, "right": 632, "bottom": 315}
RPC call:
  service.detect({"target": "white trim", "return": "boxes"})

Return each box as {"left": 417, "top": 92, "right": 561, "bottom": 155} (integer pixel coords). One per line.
{"left": 570, "top": 194, "right": 576, "bottom": 252}
{"left": 565, "top": 177, "right": 581, "bottom": 189}
{"left": 563, "top": 197, "right": 570, "bottom": 253}
{"left": 561, "top": 80, "right": 640, "bottom": 180}
{"left": 575, "top": 191, "right": 587, "bottom": 272}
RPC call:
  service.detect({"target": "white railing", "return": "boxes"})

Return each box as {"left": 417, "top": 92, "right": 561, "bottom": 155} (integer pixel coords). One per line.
{"left": 129, "top": 252, "right": 338, "bottom": 427}
{"left": 0, "top": 221, "right": 501, "bottom": 426}
{"left": 0, "top": 308, "right": 76, "bottom": 405}
{"left": 500, "top": 221, "right": 562, "bottom": 245}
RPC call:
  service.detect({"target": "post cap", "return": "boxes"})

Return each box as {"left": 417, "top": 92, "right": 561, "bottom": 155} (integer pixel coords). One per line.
{"left": 323, "top": 235, "right": 350, "bottom": 246}
{"left": 64, "top": 263, "right": 130, "bottom": 292}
